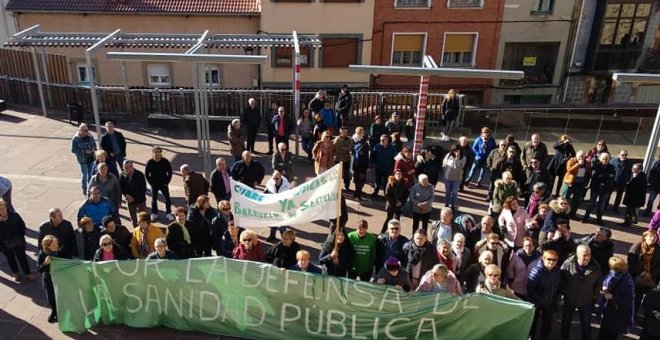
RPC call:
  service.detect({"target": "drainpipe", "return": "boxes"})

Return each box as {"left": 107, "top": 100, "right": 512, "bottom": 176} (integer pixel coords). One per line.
{"left": 562, "top": 0, "right": 586, "bottom": 103}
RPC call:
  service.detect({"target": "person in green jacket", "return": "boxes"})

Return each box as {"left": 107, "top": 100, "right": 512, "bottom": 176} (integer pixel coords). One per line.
{"left": 348, "top": 220, "right": 377, "bottom": 281}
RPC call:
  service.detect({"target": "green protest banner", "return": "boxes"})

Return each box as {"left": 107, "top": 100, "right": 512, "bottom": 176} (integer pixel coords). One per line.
{"left": 52, "top": 257, "right": 534, "bottom": 339}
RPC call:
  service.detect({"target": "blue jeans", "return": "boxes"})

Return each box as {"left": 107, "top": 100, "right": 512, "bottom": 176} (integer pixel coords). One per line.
{"left": 584, "top": 188, "right": 610, "bottom": 221}
{"left": 445, "top": 179, "right": 460, "bottom": 207}
{"left": 465, "top": 158, "right": 487, "bottom": 184}
{"left": 301, "top": 136, "right": 313, "bottom": 159}
{"left": 560, "top": 304, "right": 592, "bottom": 340}
{"left": 79, "top": 162, "right": 92, "bottom": 195}
{"left": 645, "top": 189, "right": 659, "bottom": 215}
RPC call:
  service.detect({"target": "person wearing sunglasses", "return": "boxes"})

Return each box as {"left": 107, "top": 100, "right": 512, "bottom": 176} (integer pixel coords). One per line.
{"left": 232, "top": 229, "right": 266, "bottom": 262}
{"left": 476, "top": 264, "right": 517, "bottom": 299}
{"left": 527, "top": 249, "right": 561, "bottom": 340}
{"left": 92, "top": 234, "right": 128, "bottom": 262}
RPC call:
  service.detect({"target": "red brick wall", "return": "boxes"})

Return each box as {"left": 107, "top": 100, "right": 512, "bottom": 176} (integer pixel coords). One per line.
{"left": 371, "top": 0, "right": 506, "bottom": 102}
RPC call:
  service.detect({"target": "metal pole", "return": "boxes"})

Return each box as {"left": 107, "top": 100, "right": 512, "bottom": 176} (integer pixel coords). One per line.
{"left": 595, "top": 115, "right": 604, "bottom": 143}
{"left": 293, "top": 31, "right": 301, "bottom": 157}
{"left": 30, "top": 47, "right": 47, "bottom": 117}
{"left": 85, "top": 51, "right": 102, "bottom": 143}
{"left": 192, "top": 62, "right": 203, "bottom": 156}
{"left": 39, "top": 47, "right": 52, "bottom": 107}
{"left": 121, "top": 47, "right": 130, "bottom": 113}
{"left": 632, "top": 117, "right": 643, "bottom": 146}
{"left": 643, "top": 105, "right": 660, "bottom": 173}
{"left": 413, "top": 75, "right": 430, "bottom": 157}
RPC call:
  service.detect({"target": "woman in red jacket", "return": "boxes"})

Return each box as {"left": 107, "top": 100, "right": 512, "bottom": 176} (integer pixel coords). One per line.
{"left": 232, "top": 229, "right": 266, "bottom": 262}
{"left": 394, "top": 147, "right": 415, "bottom": 189}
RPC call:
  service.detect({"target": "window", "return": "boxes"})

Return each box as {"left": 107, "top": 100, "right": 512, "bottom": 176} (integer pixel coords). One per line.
{"left": 500, "top": 42, "right": 559, "bottom": 86}
{"left": 273, "top": 46, "right": 311, "bottom": 68}
{"left": 76, "top": 63, "right": 96, "bottom": 85}
{"left": 147, "top": 64, "right": 171, "bottom": 86}
{"left": 442, "top": 34, "right": 476, "bottom": 67}
{"left": 395, "top": 0, "right": 430, "bottom": 8}
{"left": 391, "top": 34, "right": 425, "bottom": 66}
{"left": 448, "top": 0, "right": 483, "bottom": 8}
{"left": 592, "top": 2, "right": 651, "bottom": 71}
{"left": 205, "top": 67, "right": 221, "bottom": 86}
{"left": 323, "top": 0, "right": 361, "bottom": 2}
{"left": 503, "top": 95, "right": 552, "bottom": 105}
{"left": 321, "top": 38, "right": 359, "bottom": 67}
{"left": 531, "top": 0, "right": 554, "bottom": 14}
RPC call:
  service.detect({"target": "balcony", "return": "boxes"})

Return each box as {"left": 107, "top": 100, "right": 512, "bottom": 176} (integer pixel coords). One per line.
{"left": 640, "top": 48, "right": 660, "bottom": 72}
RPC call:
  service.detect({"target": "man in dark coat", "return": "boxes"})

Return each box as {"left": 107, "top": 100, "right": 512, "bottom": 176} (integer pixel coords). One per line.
{"left": 119, "top": 160, "right": 147, "bottom": 228}
{"left": 242, "top": 98, "right": 260, "bottom": 153}
{"left": 335, "top": 85, "right": 353, "bottom": 127}
{"left": 560, "top": 245, "right": 602, "bottom": 340}
{"left": 375, "top": 219, "right": 409, "bottom": 271}
{"left": 271, "top": 106, "right": 294, "bottom": 150}
{"left": 610, "top": 149, "right": 633, "bottom": 213}
{"left": 621, "top": 163, "right": 646, "bottom": 226}
{"left": 180, "top": 164, "right": 209, "bottom": 205}
{"left": 210, "top": 157, "right": 231, "bottom": 203}
{"left": 528, "top": 249, "right": 561, "bottom": 340}
{"left": 100, "top": 121, "right": 127, "bottom": 170}
{"left": 644, "top": 154, "right": 660, "bottom": 216}
{"left": 523, "top": 156, "right": 552, "bottom": 205}
{"left": 230, "top": 151, "right": 265, "bottom": 189}
{"left": 37, "top": 208, "right": 77, "bottom": 259}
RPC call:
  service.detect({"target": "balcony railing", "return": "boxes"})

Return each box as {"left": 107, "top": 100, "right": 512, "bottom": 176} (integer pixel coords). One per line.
{"left": 395, "top": 0, "right": 430, "bottom": 7}
{"left": 448, "top": 0, "right": 482, "bottom": 8}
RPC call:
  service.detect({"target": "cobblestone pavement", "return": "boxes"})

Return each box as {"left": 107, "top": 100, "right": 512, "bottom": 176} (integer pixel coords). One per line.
{"left": 0, "top": 108, "right": 650, "bottom": 339}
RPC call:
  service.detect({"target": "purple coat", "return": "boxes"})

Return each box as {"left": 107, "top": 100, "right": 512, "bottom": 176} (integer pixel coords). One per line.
{"left": 507, "top": 249, "right": 541, "bottom": 297}
{"left": 650, "top": 210, "right": 660, "bottom": 242}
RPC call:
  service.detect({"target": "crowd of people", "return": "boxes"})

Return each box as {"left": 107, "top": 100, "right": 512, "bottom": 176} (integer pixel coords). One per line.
{"left": 1, "top": 89, "right": 660, "bottom": 339}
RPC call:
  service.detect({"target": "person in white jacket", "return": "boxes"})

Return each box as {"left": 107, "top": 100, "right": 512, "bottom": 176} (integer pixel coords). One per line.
{"left": 264, "top": 171, "right": 291, "bottom": 242}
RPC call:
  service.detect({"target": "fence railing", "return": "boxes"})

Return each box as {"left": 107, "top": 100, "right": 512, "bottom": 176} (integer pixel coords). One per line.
{"left": 1, "top": 76, "right": 658, "bottom": 149}
{"left": 0, "top": 76, "right": 455, "bottom": 122}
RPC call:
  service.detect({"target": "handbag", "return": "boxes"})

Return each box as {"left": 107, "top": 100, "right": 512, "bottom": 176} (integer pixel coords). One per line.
{"left": 402, "top": 198, "right": 413, "bottom": 217}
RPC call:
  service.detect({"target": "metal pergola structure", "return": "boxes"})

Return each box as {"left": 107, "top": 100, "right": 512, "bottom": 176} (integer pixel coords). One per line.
{"left": 7, "top": 25, "right": 321, "bottom": 171}
{"left": 349, "top": 59, "right": 524, "bottom": 156}
{"left": 612, "top": 72, "right": 660, "bottom": 173}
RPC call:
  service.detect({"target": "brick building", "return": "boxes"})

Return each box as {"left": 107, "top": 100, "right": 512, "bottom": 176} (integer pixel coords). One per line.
{"left": 370, "top": 0, "right": 506, "bottom": 104}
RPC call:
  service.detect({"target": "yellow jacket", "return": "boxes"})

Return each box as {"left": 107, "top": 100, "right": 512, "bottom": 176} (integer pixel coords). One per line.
{"left": 130, "top": 224, "right": 165, "bottom": 259}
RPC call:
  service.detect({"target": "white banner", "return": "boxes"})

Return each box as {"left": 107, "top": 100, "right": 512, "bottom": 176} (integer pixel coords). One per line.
{"left": 231, "top": 164, "right": 341, "bottom": 227}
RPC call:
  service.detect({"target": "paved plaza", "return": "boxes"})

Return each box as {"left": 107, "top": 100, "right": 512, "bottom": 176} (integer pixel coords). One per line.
{"left": 0, "top": 107, "right": 652, "bottom": 339}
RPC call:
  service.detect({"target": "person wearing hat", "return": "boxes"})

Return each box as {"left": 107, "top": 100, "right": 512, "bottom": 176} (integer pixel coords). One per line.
{"left": 335, "top": 84, "right": 353, "bottom": 127}
{"left": 372, "top": 256, "right": 412, "bottom": 292}
{"left": 385, "top": 112, "right": 404, "bottom": 136}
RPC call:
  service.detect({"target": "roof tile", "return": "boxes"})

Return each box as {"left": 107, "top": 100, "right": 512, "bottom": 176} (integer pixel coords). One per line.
{"left": 6, "top": 0, "right": 260, "bottom": 15}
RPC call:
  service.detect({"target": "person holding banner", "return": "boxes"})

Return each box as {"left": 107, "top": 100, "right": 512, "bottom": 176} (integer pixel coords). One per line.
{"left": 230, "top": 151, "right": 265, "bottom": 189}
{"left": 319, "top": 230, "right": 356, "bottom": 278}
{"left": 264, "top": 171, "right": 290, "bottom": 242}
{"left": 290, "top": 250, "right": 323, "bottom": 274}
{"left": 220, "top": 221, "right": 243, "bottom": 258}
{"left": 348, "top": 220, "right": 377, "bottom": 281}
{"left": 187, "top": 195, "right": 214, "bottom": 257}
{"left": 130, "top": 212, "right": 164, "bottom": 259}
{"left": 373, "top": 256, "right": 411, "bottom": 292}
{"left": 37, "top": 235, "right": 59, "bottom": 323}
{"left": 333, "top": 127, "right": 354, "bottom": 191}
{"left": 376, "top": 219, "right": 409, "bottom": 271}
{"left": 272, "top": 143, "right": 294, "bottom": 183}
{"left": 403, "top": 229, "right": 439, "bottom": 290}
{"left": 211, "top": 200, "right": 232, "bottom": 256}
{"left": 266, "top": 230, "right": 300, "bottom": 269}
{"left": 233, "top": 229, "right": 266, "bottom": 262}
{"left": 476, "top": 264, "right": 517, "bottom": 299}
{"left": 312, "top": 131, "right": 334, "bottom": 175}
{"left": 146, "top": 238, "right": 178, "bottom": 260}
